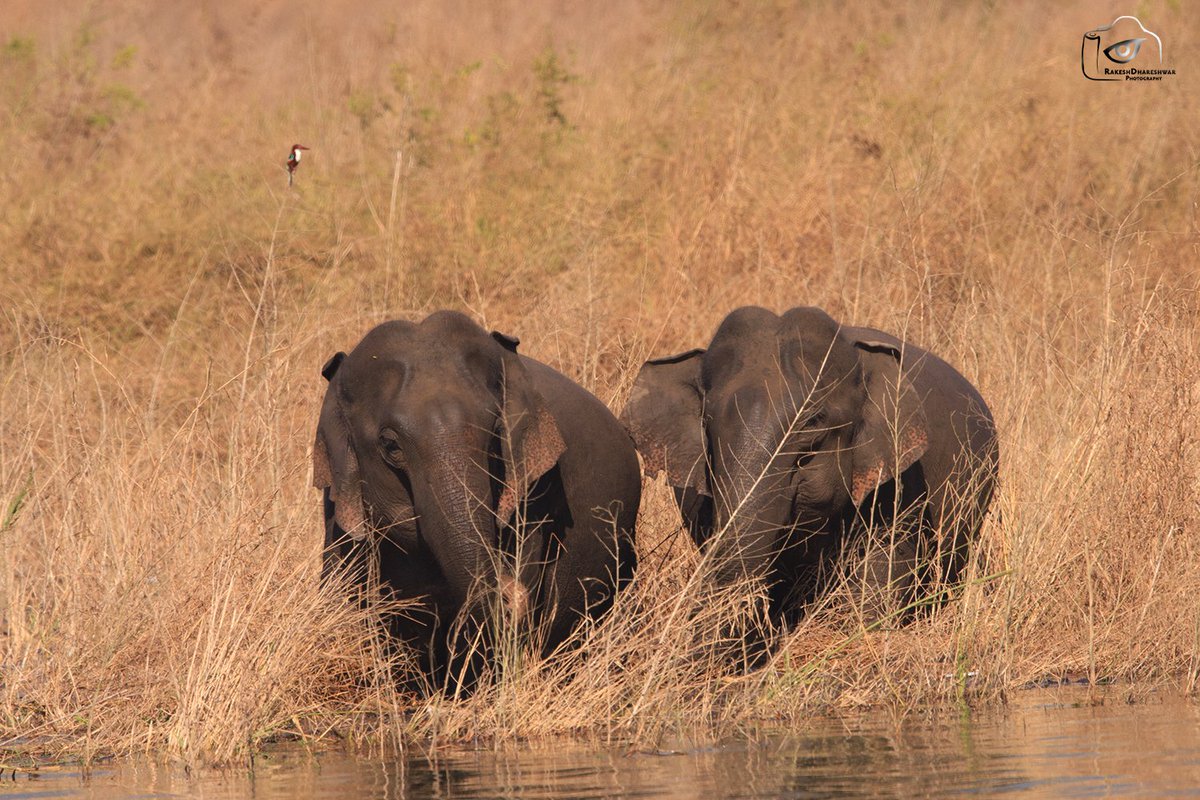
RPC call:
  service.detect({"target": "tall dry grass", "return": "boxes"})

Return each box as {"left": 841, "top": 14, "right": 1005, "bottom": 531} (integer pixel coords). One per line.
{"left": 1, "top": 0, "right": 1198, "bottom": 765}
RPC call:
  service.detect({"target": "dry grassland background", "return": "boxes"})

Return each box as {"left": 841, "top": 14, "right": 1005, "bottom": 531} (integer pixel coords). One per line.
{"left": 1, "top": 0, "right": 1198, "bottom": 765}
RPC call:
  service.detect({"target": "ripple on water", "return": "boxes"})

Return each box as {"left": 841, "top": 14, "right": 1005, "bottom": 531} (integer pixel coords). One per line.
{"left": 3, "top": 688, "right": 1199, "bottom": 799}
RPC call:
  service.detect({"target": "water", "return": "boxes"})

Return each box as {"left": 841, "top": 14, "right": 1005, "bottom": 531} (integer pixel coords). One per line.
{"left": 4, "top": 689, "right": 1199, "bottom": 799}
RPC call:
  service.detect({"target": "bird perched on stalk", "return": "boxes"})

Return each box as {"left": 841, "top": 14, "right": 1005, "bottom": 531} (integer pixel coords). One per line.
{"left": 285, "top": 144, "right": 309, "bottom": 186}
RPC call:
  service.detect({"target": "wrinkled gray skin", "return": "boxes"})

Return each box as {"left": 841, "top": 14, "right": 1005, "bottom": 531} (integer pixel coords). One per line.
{"left": 314, "top": 311, "right": 639, "bottom": 690}
{"left": 622, "top": 306, "right": 997, "bottom": 627}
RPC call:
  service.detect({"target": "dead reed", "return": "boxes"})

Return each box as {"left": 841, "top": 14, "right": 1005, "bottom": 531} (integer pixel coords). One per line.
{"left": 1, "top": 0, "right": 1197, "bottom": 765}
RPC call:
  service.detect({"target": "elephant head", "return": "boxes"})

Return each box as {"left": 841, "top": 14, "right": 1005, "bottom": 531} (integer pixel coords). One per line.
{"left": 621, "top": 306, "right": 928, "bottom": 586}
{"left": 312, "top": 311, "right": 565, "bottom": 612}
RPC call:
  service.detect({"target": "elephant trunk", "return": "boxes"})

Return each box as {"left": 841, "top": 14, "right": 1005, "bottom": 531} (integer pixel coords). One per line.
{"left": 710, "top": 479, "right": 793, "bottom": 586}
{"left": 707, "top": 434, "right": 794, "bottom": 667}
{"left": 408, "top": 442, "right": 501, "bottom": 614}
{"left": 709, "top": 424, "right": 795, "bottom": 587}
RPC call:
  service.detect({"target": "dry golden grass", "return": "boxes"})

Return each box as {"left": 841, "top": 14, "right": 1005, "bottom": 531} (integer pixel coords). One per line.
{"left": 1, "top": 0, "right": 1198, "bottom": 765}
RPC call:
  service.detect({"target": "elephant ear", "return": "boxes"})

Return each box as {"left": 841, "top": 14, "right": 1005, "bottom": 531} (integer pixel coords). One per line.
{"left": 620, "top": 349, "right": 710, "bottom": 496}
{"left": 848, "top": 335, "right": 929, "bottom": 507}
{"left": 491, "top": 332, "right": 567, "bottom": 524}
{"left": 312, "top": 351, "right": 370, "bottom": 540}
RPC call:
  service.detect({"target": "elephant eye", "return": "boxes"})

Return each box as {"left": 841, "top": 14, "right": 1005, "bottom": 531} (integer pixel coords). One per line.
{"left": 378, "top": 429, "right": 405, "bottom": 465}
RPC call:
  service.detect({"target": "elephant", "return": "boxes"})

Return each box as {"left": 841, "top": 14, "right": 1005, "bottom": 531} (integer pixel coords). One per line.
{"left": 621, "top": 305, "right": 997, "bottom": 629}
{"left": 313, "top": 311, "right": 639, "bottom": 691}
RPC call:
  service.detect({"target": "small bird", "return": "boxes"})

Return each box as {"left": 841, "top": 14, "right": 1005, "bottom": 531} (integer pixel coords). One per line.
{"left": 285, "top": 144, "right": 309, "bottom": 186}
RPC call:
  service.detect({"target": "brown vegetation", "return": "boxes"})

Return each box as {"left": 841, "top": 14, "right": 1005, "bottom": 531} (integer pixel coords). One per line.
{"left": 1, "top": 0, "right": 1197, "bottom": 766}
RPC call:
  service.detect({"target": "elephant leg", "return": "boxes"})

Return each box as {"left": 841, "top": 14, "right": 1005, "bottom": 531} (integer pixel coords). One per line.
{"left": 487, "top": 516, "right": 547, "bottom": 671}
{"left": 927, "top": 463, "right": 997, "bottom": 591}
{"left": 501, "top": 509, "right": 549, "bottom": 622}
{"left": 673, "top": 486, "right": 714, "bottom": 550}
{"left": 851, "top": 468, "right": 928, "bottom": 626}
{"left": 440, "top": 607, "right": 492, "bottom": 696}
{"left": 855, "top": 534, "right": 920, "bottom": 626}
{"left": 537, "top": 503, "right": 635, "bottom": 657}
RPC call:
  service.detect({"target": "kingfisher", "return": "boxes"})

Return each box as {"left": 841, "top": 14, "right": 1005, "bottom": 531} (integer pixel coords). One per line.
{"left": 285, "top": 144, "right": 309, "bottom": 186}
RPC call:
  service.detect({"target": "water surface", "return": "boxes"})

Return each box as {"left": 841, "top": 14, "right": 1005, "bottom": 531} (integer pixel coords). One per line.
{"left": 4, "top": 688, "right": 1198, "bottom": 798}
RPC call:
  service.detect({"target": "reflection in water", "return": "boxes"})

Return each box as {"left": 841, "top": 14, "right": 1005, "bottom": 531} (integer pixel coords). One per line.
{"left": 5, "top": 689, "right": 1200, "bottom": 799}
